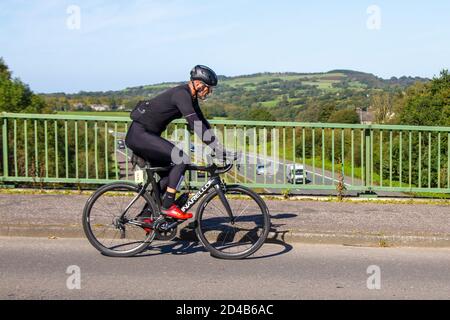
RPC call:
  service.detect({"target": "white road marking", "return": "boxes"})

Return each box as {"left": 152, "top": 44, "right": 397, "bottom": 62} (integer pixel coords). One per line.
{"left": 116, "top": 148, "right": 131, "bottom": 160}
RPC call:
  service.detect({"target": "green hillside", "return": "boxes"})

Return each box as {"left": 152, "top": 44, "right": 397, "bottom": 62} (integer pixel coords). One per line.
{"left": 41, "top": 70, "right": 430, "bottom": 123}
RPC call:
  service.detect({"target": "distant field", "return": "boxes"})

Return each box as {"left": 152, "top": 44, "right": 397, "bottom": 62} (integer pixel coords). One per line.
{"left": 225, "top": 72, "right": 345, "bottom": 88}
{"left": 315, "top": 72, "right": 345, "bottom": 79}
{"left": 261, "top": 100, "right": 279, "bottom": 107}
{"left": 224, "top": 73, "right": 349, "bottom": 95}
{"left": 348, "top": 81, "right": 367, "bottom": 88}
{"left": 226, "top": 75, "right": 295, "bottom": 87}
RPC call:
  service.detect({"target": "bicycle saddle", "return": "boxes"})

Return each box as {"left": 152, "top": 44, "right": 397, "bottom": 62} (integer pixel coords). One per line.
{"left": 131, "top": 153, "right": 173, "bottom": 171}
{"left": 131, "top": 153, "right": 150, "bottom": 169}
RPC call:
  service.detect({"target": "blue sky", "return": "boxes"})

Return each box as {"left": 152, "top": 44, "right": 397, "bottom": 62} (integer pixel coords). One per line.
{"left": 1, "top": 0, "right": 449, "bottom": 93}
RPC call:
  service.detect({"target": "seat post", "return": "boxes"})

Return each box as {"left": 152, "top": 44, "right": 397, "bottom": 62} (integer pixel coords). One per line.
{"left": 145, "top": 168, "right": 164, "bottom": 208}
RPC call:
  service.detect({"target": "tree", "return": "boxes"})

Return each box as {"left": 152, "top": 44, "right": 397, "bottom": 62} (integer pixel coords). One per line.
{"left": 318, "top": 102, "right": 336, "bottom": 122}
{"left": 0, "top": 57, "right": 49, "bottom": 113}
{"left": 371, "top": 92, "right": 394, "bottom": 124}
{"left": 328, "top": 109, "right": 360, "bottom": 124}
{"left": 0, "top": 57, "right": 12, "bottom": 79}
{"left": 247, "top": 107, "right": 275, "bottom": 121}
{"left": 385, "top": 70, "right": 450, "bottom": 188}
{"left": 296, "top": 101, "right": 321, "bottom": 122}
{"left": 396, "top": 69, "right": 449, "bottom": 126}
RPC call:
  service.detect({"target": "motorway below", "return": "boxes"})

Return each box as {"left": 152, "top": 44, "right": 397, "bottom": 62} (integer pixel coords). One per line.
{"left": 0, "top": 237, "right": 449, "bottom": 300}
{"left": 114, "top": 140, "right": 406, "bottom": 197}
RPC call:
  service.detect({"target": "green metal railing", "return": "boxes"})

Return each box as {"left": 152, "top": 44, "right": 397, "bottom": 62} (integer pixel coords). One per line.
{"left": 1, "top": 112, "right": 450, "bottom": 194}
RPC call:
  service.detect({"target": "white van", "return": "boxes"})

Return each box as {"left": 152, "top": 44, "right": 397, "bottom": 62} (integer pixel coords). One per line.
{"left": 287, "top": 164, "right": 307, "bottom": 184}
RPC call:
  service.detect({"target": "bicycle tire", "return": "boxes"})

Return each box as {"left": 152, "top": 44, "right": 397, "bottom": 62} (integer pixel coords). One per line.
{"left": 82, "top": 182, "right": 158, "bottom": 257}
{"left": 195, "top": 185, "right": 271, "bottom": 259}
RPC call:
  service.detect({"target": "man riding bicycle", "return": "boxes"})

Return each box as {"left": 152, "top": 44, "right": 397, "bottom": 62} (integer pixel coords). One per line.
{"left": 125, "top": 65, "right": 224, "bottom": 221}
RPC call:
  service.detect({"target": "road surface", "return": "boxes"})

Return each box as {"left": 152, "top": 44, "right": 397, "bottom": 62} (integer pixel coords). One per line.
{"left": 1, "top": 237, "right": 449, "bottom": 300}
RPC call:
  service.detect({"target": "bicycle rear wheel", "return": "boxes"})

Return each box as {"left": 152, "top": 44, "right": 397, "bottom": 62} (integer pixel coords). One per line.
{"left": 195, "top": 185, "right": 271, "bottom": 259}
{"left": 82, "top": 182, "right": 157, "bottom": 257}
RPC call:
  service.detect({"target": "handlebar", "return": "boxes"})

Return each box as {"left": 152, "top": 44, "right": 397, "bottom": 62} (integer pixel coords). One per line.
{"left": 189, "top": 151, "right": 239, "bottom": 175}
{"left": 214, "top": 161, "right": 234, "bottom": 174}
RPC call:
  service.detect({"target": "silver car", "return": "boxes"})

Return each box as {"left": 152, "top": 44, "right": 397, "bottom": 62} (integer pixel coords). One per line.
{"left": 256, "top": 164, "right": 265, "bottom": 175}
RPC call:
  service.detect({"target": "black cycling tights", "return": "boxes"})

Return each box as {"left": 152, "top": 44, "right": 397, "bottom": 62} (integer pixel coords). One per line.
{"left": 125, "top": 121, "right": 189, "bottom": 193}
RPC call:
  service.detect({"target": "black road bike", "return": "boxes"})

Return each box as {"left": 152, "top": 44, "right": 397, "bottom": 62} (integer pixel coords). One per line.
{"left": 82, "top": 154, "right": 271, "bottom": 259}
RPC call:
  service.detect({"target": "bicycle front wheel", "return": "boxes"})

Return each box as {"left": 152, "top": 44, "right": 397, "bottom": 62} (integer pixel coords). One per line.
{"left": 82, "top": 182, "right": 157, "bottom": 257}
{"left": 195, "top": 185, "right": 271, "bottom": 259}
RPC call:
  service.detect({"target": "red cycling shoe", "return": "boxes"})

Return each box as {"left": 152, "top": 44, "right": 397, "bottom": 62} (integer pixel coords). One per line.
{"left": 161, "top": 205, "right": 193, "bottom": 220}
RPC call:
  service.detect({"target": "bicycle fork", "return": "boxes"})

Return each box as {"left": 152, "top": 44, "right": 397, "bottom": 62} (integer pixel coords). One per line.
{"left": 213, "top": 181, "right": 235, "bottom": 224}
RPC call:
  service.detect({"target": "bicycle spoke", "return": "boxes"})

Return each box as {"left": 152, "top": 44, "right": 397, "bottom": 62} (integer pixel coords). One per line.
{"left": 94, "top": 200, "right": 116, "bottom": 218}
{"left": 233, "top": 197, "right": 245, "bottom": 220}
{"left": 220, "top": 228, "right": 233, "bottom": 248}
{"left": 107, "top": 228, "right": 119, "bottom": 248}
{"left": 209, "top": 200, "right": 227, "bottom": 218}
{"left": 94, "top": 224, "right": 111, "bottom": 239}
{"left": 235, "top": 203, "right": 251, "bottom": 220}
{"left": 91, "top": 207, "right": 116, "bottom": 219}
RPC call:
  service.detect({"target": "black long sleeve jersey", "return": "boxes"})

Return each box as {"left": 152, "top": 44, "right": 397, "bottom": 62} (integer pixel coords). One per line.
{"left": 130, "top": 84, "right": 217, "bottom": 146}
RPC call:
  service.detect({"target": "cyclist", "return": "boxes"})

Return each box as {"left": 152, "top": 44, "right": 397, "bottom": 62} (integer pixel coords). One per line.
{"left": 125, "top": 65, "right": 223, "bottom": 220}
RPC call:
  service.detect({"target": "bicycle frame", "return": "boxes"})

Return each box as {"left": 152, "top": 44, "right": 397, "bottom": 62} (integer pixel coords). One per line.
{"left": 120, "top": 164, "right": 234, "bottom": 224}
{"left": 83, "top": 151, "right": 270, "bottom": 259}
{"left": 147, "top": 164, "right": 235, "bottom": 221}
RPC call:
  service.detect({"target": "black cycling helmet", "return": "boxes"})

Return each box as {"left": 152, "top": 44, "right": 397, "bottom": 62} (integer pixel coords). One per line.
{"left": 190, "top": 65, "right": 218, "bottom": 87}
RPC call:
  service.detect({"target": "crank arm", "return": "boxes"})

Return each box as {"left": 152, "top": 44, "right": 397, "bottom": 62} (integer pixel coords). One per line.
{"left": 127, "top": 220, "right": 154, "bottom": 229}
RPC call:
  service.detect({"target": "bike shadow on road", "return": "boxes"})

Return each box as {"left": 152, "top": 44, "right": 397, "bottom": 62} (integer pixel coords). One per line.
{"left": 270, "top": 212, "right": 298, "bottom": 239}
{"left": 135, "top": 239, "right": 206, "bottom": 258}
{"left": 132, "top": 227, "right": 294, "bottom": 260}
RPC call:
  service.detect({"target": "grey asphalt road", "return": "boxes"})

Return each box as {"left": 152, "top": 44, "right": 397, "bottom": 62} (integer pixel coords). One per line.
{"left": 1, "top": 237, "right": 449, "bottom": 300}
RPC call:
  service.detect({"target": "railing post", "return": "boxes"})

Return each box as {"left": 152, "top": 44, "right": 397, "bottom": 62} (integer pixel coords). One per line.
{"left": 2, "top": 113, "right": 9, "bottom": 178}
{"left": 359, "top": 126, "right": 377, "bottom": 197}
{"left": 365, "top": 127, "right": 371, "bottom": 192}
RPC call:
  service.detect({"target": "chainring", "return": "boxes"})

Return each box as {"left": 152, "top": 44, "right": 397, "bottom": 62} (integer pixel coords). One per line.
{"left": 154, "top": 218, "right": 178, "bottom": 241}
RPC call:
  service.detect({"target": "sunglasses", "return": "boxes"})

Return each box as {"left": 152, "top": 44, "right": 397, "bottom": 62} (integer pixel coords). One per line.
{"left": 199, "top": 82, "right": 213, "bottom": 94}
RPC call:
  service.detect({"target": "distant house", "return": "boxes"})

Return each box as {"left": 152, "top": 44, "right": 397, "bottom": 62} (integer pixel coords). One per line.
{"left": 90, "top": 104, "right": 110, "bottom": 111}
{"left": 73, "top": 103, "right": 85, "bottom": 110}
{"left": 356, "top": 107, "right": 375, "bottom": 124}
